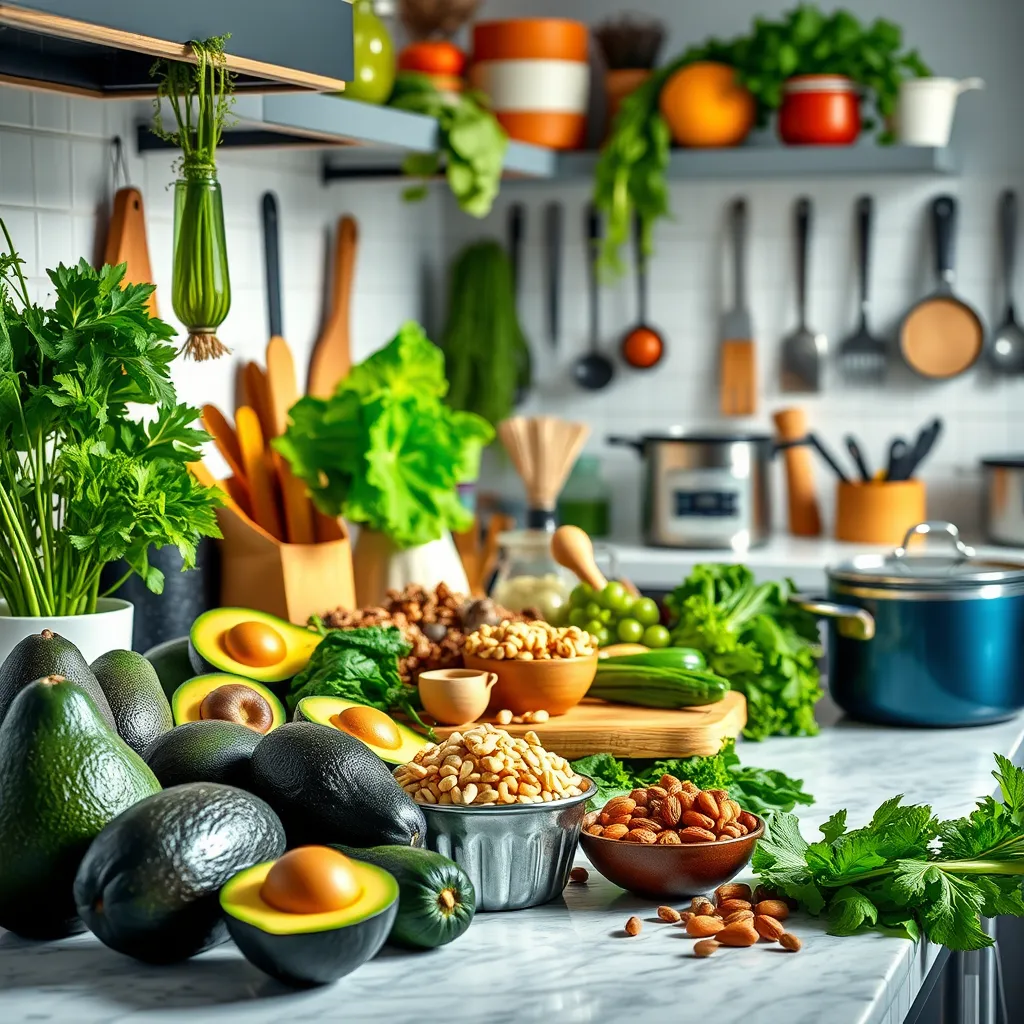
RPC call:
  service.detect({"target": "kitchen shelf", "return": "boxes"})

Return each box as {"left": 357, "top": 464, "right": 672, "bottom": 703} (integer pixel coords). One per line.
{"left": 137, "top": 93, "right": 557, "bottom": 180}
{"left": 0, "top": 1, "right": 353, "bottom": 96}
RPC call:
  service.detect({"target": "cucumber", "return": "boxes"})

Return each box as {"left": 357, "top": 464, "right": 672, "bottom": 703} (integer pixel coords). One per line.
{"left": 602, "top": 647, "right": 706, "bottom": 671}
{"left": 332, "top": 844, "right": 475, "bottom": 950}
{"left": 589, "top": 664, "right": 728, "bottom": 708}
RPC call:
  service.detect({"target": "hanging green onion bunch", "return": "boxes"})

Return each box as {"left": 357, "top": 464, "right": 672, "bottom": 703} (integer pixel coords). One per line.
{"left": 151, "top": 36, "right": 236, "bottom": 361}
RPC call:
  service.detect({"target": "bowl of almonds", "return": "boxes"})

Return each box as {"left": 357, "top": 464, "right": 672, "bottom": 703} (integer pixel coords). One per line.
{"left": 394, "top": 722, "right": 594, "bottom": 911}
{"left": 462, "top": 621, "right": 598, "bottom": 716}
{"left": 578, "top": 774, "right": 765, "bottom": 899}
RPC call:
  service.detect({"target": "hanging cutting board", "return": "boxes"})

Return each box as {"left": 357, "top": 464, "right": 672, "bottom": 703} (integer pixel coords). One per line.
{"left": 103, "top": 187, "right": 158, "bottom": 317}
{"left": 308, "top": 215, "right": 358, "bottom": 398}
{"left": 433, "top": 692, "right": 747, "bottom": 759}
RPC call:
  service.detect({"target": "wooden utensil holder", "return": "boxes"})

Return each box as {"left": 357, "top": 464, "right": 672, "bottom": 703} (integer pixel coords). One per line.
{"left": 835, "top": 480, "right": 927, "bottom": 545}
{"left": 216, "top": 493, "right": 355, "bottom": 625}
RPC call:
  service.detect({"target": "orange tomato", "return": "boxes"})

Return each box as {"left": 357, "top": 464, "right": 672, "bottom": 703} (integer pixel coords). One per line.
{"left": 622, "top": 327, "right": 664, "bottom": 369}
{"left": 659, "top": 62, "right": 755, "bottom": 148}
{"left": 398, "top": 41, "right": 467, "bottom": 77}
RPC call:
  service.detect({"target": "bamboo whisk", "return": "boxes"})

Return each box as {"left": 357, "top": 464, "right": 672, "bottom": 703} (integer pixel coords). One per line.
{"left": 498, "top": 416, "right": 590, "bottom": 527}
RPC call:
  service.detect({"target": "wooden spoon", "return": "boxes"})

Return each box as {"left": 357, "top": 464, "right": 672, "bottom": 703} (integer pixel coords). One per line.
{"left": 551, "top": 526, "right": 608, "bottom": 591}
{"left": 308, "top": 215, "right": 358, "bottom": 398}
{"left": 235, "top": 406, "right": 284, "bottom": 541}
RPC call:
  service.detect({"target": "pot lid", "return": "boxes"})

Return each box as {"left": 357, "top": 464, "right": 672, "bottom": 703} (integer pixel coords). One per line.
{"left": 609, "top": 430, "right": 773, "bottom": 445}
{"left": 981, "top": 455, "right": 1024, "bottom": 468}
{"left": 829, "top": 521, "right": 1024, "bottom": 590}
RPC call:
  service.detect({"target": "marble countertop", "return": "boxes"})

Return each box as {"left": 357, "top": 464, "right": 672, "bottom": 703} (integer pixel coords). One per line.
{"left": 3, "top": 707, "right": 1022, "bottom": 1024}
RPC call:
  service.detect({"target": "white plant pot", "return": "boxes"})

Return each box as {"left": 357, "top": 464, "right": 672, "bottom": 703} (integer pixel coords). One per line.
{"left": 896, "top": 77, "right": 984, "bottom": 147}
{"left": 352, "top": 530, "right": 470, "bottom": 608}
{"left": 0, "top": 598, "right": 135, "bottom": 666}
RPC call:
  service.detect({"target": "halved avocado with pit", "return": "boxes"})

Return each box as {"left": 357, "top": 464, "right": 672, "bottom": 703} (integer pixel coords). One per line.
{"left": 295, "top": 697, "right": 429, "bottom": 766}
{"left": 188, "top": 608, "right": 322, "bottom": 684}
{"left": 172, "top": 674, "right": 286, "bottom": 734}
{"left": 220, "top": 847, "right": 399, "bottom": 986}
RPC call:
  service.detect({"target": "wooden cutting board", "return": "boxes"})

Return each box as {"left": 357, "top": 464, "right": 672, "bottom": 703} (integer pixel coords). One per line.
{"left": 433, "top": 692, "right": 747, "bottom": 759}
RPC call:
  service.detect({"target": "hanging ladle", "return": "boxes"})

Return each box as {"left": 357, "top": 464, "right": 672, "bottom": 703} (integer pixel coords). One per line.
{"left": 573, "top": 204, "right": 615, "bottom": 391}
{"left": 621, "top": 211, "right": 665, "bottom": 370}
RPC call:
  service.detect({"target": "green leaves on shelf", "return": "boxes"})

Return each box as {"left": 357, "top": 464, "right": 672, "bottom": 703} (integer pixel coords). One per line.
{"left": 0, "top": 243, "right": 221, "bottom": 617}
{"left": 390, "top": 73, "right": 509, "bottom": 218}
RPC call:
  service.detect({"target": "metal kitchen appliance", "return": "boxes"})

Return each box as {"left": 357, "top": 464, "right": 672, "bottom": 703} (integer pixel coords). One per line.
{"left": 982, "top": 456, "right": 1024, "bottom": 545}
{"left": 608, "top": 432, "right": 774, "bottom": 550}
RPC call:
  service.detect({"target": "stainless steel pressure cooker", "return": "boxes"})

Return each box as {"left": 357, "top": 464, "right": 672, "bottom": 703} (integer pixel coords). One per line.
{"left": 609, "top": 433, "right": 774, "bottom": 550}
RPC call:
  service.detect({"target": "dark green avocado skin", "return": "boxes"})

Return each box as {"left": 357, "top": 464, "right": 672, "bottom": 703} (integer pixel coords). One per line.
{"left": 225, "top": 901, "right": 397, "bottom": 987}
{"left": 91, "top": 650, "right": 173, "bottom": 755}
{"left": 0, "top": 678, "right": 161, "bottom": 939}
{"left": 250, "top": 723, "right": 426, "bottom": 849}
{"left": 73, "top": 783, "right": 285, "bottom": 963}
{"left": 143, "top": 721, "right": 261, "bottom": 789}
{"left": 0, "top": 631, "right": 115, "bottom": 729}
{"left": 143, "top": 637, "right": 194, "bottom": 701}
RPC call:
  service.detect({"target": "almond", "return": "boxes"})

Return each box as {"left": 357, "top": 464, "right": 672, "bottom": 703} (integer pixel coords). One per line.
{"left": 660, "top": 795, "right": 683, "bottom": 827}
{"left": 693, "top": 938, "right": 720, "bottom": 958}
{"left": 602, "top": 823, "right": 629, "bottom": 840}
{"left": 677, "top": 826, "right": 716, "bottom": 844}
{"left": 586, "top": 824, "right": 604, "bottom": 836}
{"left": 679, "top": 911, "right": 694, "bottom": 926}
{"left": 628, "top": 816, "right": 664, "bottom": 832}
{"left": 720, "top": 825, "right": 743, "bottom": 839}
{"left": 646, "top": 785, "right": 669, "bottom": 800}
{"left": 755, "top": 899, "right": 790, "bottom": 921}
{"left": 658, "top": 905, "right": 682, "bottom": 923}
{"left": 686, "top": 915, "right": 725, "bottom": 938}
{"left": 715, "top": 882, "right": 753, "bottom": 903}
{"left": 690, "top": 897, "right": 715, "bottom": 916}
{"left": 733, "top": 822, "right": 749, "bottom": 836}
{"left": 681, "top": 810, "right": 716, "bottom": 830}
{"left": 629, "top": 788, "right": 649, "bottom": 806}
{"left": 603, "top": 796, "right": 636, "bottom": 818}
{"left": 624, "top": 916, "right": 642, "bottom": 937}
{"left": 660, "top": 773, "right": 683, "bottom": 794}
{"left": 717, "top": 899, "right": 752, "bottom": 916}
{"left": 582, "top": 811, "right": 599, "bottom": 828}
{"left": 738, "top": 811, "right": 760, "bottom": 831}
{"left": 677, "top": 790, "right": 697, "bottom": 813}
{"left": 696, "top": 790, "right": 720, "bottom": 819}
{"left": 708, "top": 788, "right": 730, "bottom": 807}
{"left": 779, "top": 932, "right": 802, "bottom": 952}
{"left": 717, "top": 921, "right": 759, "bottom": 947}
{"left": 755, "top": 914, "right": 786, "bottom": 942}
{"left": 656, "top": 830, "right": 682, "bottom": 845}
{"left": 680, "top": 780, "right": 699, "bottom": 795}
{"left": 623, "top": 827, "right": 658, "bottom": 844}
{"left": 569, "top": 867, "right": 589, "bottom": 883}
{"left": 724, "top": 910, "right": 755, "bottom": 925}
{"left": 726, "top": 799, "right": 743, "bottom": 822}
{"left": 604, "top": 813, "right": 633, "bottom": 827}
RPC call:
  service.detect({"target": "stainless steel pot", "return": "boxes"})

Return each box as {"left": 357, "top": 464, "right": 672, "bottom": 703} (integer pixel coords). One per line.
{"left": 609, "top": 433, "right": 774, "bottom": 550}
{"left": 798, "top": 521, "right": 1024, "bottom": 727}
{"left": 981, "top": 456, "right": 1024, "bottom": 546}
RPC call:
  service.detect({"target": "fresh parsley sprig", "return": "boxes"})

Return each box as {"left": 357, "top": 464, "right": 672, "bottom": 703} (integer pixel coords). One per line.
{"left": 753, "top": 754, "right": 1024, "bottom": 950}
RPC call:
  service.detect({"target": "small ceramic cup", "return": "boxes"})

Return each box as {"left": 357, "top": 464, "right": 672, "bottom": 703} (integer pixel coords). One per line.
{"left": 418, "top": 668, "right": 498, "bottom": 727}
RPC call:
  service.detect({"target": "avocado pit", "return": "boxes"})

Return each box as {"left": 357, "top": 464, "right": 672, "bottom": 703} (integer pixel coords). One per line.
{"left": 260, "top": 846, "right": 363, "bottom": 915}
{"left": 223, "top": 621, "right": 287, "bottom": 668}
{"left": 330, "top": 706, "right": 402, "bottom": 751}
{"left": 200, "top": 684, "right": 274, "bottom": 733}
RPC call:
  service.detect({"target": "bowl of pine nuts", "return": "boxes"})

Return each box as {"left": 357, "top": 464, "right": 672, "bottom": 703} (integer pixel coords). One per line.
{"left": 578, "top": 775, "right": 765, "bottom": 899}
{"left": 394, "top": 723, "right": 594, "bottom": 911}
{"left": 462, "top": 621, "right": 599, "bottom": 716}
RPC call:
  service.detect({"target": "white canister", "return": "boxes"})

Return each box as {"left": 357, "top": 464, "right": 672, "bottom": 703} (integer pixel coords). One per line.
{"left": 0, "top": 598, "right": 135, "bottom": 666}
{"left": 897, "top": 77, "right": 984, "bottom": 147}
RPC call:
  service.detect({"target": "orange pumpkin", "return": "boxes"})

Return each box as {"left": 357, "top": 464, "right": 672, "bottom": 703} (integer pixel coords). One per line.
{"left": 659, "top": 62, "right": 755, "bottom": 148}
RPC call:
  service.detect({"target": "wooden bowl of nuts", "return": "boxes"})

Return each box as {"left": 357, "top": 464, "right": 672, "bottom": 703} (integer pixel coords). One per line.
{"left": 462, "top": 621, "right": 598, "bottom": 716}
{"left": 578, "top": 776, "right": 765, "bottom": 899}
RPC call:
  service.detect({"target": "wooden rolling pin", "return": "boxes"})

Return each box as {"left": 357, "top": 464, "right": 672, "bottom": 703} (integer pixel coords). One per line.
{"left": 773, "top": 408, "right": 822, "bottom": 537}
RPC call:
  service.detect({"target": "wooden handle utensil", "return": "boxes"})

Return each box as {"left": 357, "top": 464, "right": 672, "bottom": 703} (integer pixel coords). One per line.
{"left": 773, "top": 408, "right": 822, "bottom": 537}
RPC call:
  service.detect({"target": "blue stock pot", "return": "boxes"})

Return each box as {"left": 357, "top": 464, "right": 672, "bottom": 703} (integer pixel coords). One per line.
{"left": 799, "top": 521, "right": 1024, "bottom": 727}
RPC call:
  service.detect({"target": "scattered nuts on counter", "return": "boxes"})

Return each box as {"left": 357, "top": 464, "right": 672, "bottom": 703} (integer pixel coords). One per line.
{"left": 724, "top": 910, "right": 755, "bottom": 925}
{"left": 569, "top": 867, "right": 589, "bottom": 884}
{"left": 395, "top": 724, "right": 589, "bottom": 806}
{"left": 657, "top": 905, "right": 682, "bottom": 923}
{"left": 590, "top": 775, "right": 758, "bottom": 845}
{"left": 754, "top": 899, "right": 790, "bottom": 921}
{"left": 693, "top": 939, "right": 720, "bottom": 958}
{"left": 715, "top": 882, "right": 753, "bottom": 903}
{"left": 494, "top": 708, "right": 551, "bottom": 726}
{"left": 463, "top": 621, "right": 597, "bottom": 661}
{"left": 717, "top": 920, "right": 760, "bottom": 947}
{"left": 686, "top": 915, "right": 724, "bottom": 938}
{"left": 779, "top": 932, "right": 803, "bottom": 952}
{"left": 755, "top": 914, "right": 787, "bottom": 942}
{"left": 624, "top": 916, "right": 642, "bottom": 937}
{"left": 495, "top": 709, "right": 513, "bottom": 725}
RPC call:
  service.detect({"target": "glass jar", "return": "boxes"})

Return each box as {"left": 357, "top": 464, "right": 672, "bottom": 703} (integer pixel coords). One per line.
{"left": 558, "top": 455, "right": 611, "bottom": 538}
{"left": 172, "top": 176, "right": 230, "bottom": 359}
{"left": 346, "top": 0, "right": 396, "bottom": 104}
{"left": 490, "top": 530, "right": 572, "bottom": 625}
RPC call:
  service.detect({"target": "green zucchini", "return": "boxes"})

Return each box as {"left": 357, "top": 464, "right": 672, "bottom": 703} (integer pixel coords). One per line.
{"left": 602, "top": 648, "right": 706, "bottom": 671}
{"left": 590, "top": 663, "right": 728, "bottom": 708}
{"left": 332, "top": 844, "right": 475, "bottom": 950}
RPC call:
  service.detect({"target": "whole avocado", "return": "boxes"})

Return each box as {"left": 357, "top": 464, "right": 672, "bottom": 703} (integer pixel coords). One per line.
{"left": 143, "top": 721, "right": 261, "bottom": 789}
{"left": 74, "top": 782, "right": 285, "bottom": 963}
{"left": 251, "top": 722, "right": 426, "bottom": 848}
{"left": 90, "top": 649, "right": 173, "bottom": 754}
{"left": 0, "top": 630, "right": 115, "bottom": 729}
{"left": 0, "top": 676, "right": 161, "bottom": 938}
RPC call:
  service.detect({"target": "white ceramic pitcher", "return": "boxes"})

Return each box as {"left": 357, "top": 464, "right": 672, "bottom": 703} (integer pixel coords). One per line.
{"left": 897, "top": 77, "right": 984, "bottom": 147}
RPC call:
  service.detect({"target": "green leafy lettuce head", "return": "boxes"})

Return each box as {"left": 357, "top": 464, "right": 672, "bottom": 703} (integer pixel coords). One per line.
{"left": 274, "top": 321, "right": 494, "bottom": 550}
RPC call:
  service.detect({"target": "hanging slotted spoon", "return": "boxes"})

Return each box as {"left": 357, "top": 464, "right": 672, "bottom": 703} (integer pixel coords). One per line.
{"left": 839, "top": 195, "right": 887, "bottom": 383}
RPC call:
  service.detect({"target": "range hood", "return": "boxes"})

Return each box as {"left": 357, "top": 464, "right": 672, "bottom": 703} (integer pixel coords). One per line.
{"left": 0, "top": 1, "right": 354, "bottom": 96}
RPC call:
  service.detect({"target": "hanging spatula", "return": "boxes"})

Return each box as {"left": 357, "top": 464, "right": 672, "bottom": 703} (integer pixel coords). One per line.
{"left": 720, "top": 198, "right": 757, "bottom": 416}
{"left": 309, "top": 215, "right": 358, "bottom": 398}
